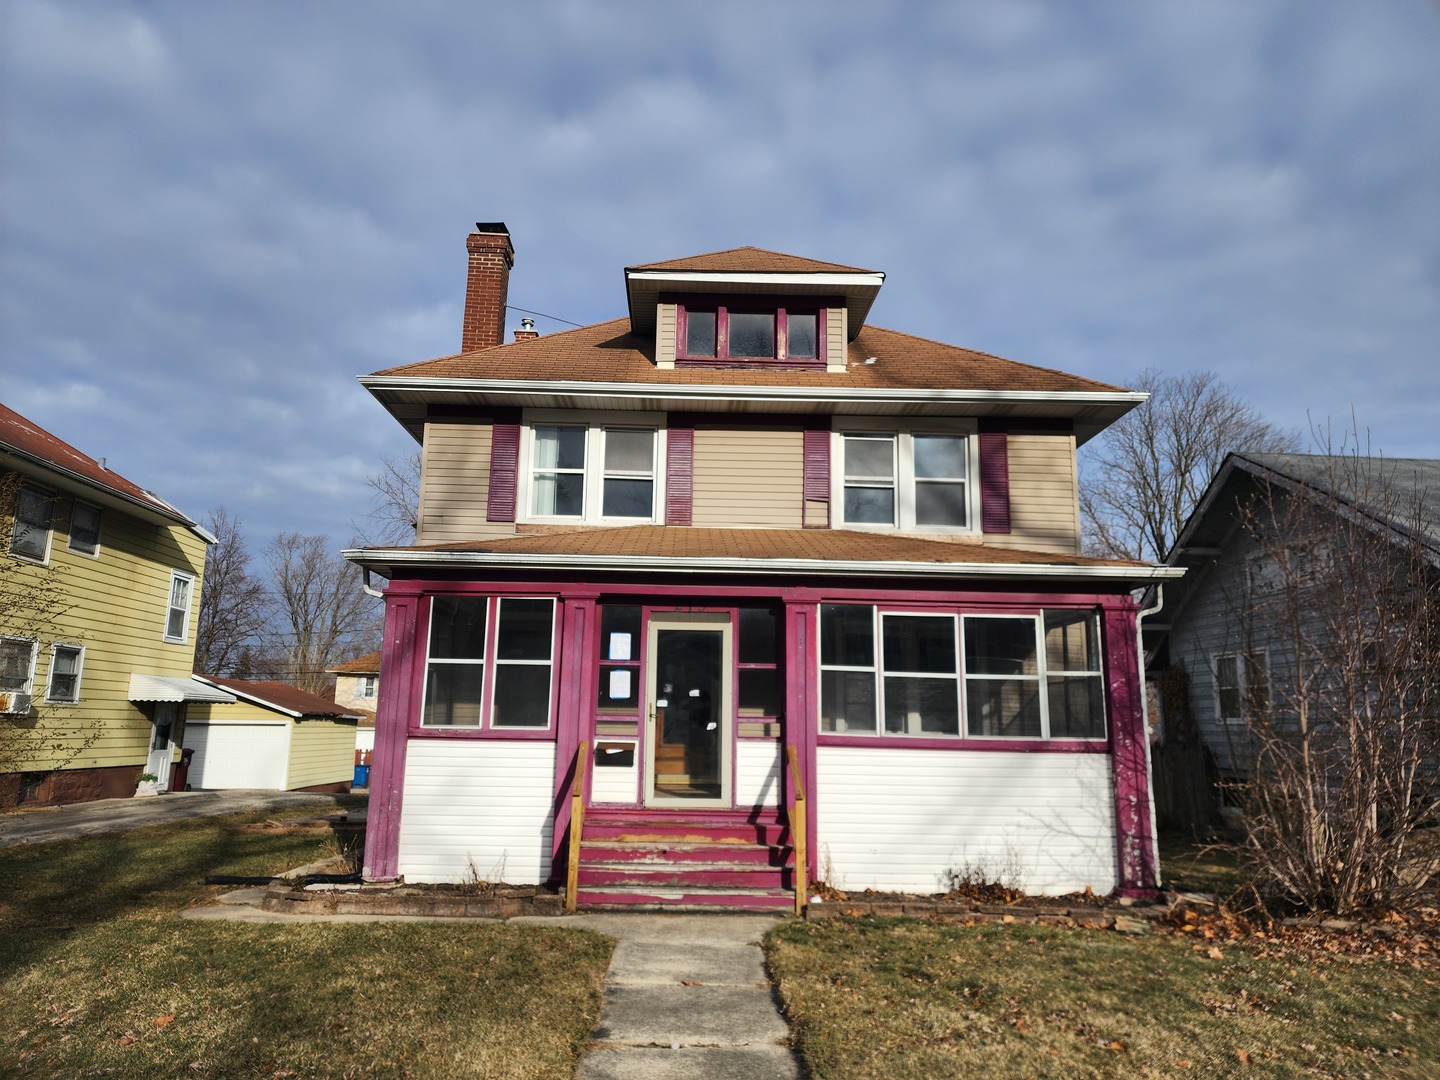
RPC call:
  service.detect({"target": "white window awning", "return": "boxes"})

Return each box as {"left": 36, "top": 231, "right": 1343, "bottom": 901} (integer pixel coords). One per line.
{"left": 128, "top": 674, "right": 237, "bottom": 704}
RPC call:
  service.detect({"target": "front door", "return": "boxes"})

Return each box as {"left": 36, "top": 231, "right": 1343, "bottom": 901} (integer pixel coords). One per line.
{"left": 645, "top": 614, "right": 732, "bottom": 807}
{"left": 146, "top": 702, "right": 178, "bottom": 788}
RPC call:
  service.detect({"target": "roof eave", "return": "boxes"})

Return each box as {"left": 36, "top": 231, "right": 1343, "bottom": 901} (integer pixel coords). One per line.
{"left": 0, "top": 445, "right": 205, "bottom": 537}
{"left": 343, "top": 546, "right": 1184, "bottom": 584}
{"left": 624, "top": 269, "right": 887, "bottom": 337}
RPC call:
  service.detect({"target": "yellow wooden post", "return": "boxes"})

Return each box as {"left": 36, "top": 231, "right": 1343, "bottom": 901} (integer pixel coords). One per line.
{"left": 566, "top": 740, "right": 589, "bottom": 914}
{"left": 787, "top": 745, "right": 807, "bottom": 917}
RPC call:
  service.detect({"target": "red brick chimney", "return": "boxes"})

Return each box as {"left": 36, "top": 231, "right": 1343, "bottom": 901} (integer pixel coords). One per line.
{"left": 513, "top": 317, "right": 538, "bottom": 343}
{"left": 461, "top": 222, "right": 514, "bottom": 352}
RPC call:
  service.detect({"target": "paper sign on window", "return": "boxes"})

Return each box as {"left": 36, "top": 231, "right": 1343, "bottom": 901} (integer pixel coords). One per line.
{"left": 608, "top": 669, "right": 631, "bottom": 700}
{"left": 609, "top": 633, "right": 632, "bottom": 661}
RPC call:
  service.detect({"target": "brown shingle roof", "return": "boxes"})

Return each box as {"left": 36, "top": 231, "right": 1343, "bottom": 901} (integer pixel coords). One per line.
{"left": 368, "top": 319, "right": 1123, "bottom": 395}
{"left": 327, "top": 651, "right": 381, "bottom": 675}
{"left": 629, "top": 246, "right": 876, "bottom": 275}
{"left": 199, "top": 677, "right": 362, "bottom": 719}
{"left": 0, "top": 401, "right": 194, "bottom": 524}
{"left": 397, "top": 526, "right": 1147, "bottom": 568}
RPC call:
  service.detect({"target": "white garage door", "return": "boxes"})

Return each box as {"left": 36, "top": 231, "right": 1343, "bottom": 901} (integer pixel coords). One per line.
{"left": 187, "top": 722, "right": 290, "bottom": 790}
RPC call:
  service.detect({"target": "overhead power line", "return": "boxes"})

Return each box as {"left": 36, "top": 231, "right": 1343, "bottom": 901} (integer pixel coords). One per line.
{"left": 505, "top": 304, "right": 584, "bottom": 328}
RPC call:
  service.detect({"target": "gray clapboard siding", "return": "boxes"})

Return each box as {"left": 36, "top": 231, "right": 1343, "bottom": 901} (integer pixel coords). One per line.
{"left": 691, "top": 428, "right": 805, "bottom": 528}
{"left": 417, "top": 422, "right": 518, "bottom": 544}
{"left": 983, "top": 433, "right": 1081, "bottom": 554}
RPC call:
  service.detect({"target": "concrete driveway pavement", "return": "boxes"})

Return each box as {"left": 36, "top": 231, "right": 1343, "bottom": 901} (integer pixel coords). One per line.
{"left": 0, "top": 790, "right": 363, "bottom": 848}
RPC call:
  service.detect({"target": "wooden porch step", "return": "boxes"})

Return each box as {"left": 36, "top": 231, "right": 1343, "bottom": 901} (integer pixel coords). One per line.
{"left": 578, "top": 863, "right": 794, "bottom": 889}
{"left": 577, "top": 885, "right": 796, "bottom": 911}
{"left": 581, "top": 840, "right": 785, "bottom": 866}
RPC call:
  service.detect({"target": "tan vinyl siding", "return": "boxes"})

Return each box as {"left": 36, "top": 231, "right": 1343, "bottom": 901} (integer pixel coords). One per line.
{"left": 416, "top": 421, "right": 517, "bottom": 545}
{"left": 691, "top": 428, "right": 804, "bottom": 528}
{"left": 287, "top": 718, "right": 358, "bottom": 788}
{"left": 983, "top": 433, "right": 1082, "bottom": 555}
{"left": 6, "top": 495, "right": 206, "bottom": 772}
{"left": 655, "top": 303, "right": 677, "bottom": 369}
{"left": 826, "top": 306, "right": 848, "bottom": 371}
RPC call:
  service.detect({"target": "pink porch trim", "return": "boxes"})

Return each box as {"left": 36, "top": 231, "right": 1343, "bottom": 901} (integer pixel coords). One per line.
{"left": 362, "top": 592, "right": 420, "bottom": 882}
{"left": 817, "top": 734, "right": 1109, "bottom": 753}
{"left": 1104, "top": 604, "right": 1159, "bottom": 896}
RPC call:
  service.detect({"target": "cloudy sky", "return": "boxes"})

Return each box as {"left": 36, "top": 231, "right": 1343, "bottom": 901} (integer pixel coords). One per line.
{"left": 4, "top": 0, "right": 1438, "bottom": 550}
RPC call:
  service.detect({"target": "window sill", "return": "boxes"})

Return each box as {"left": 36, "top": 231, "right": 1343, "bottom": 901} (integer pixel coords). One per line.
{"left": 410, "top": 725, "right": 556, "bottom": 741}
{"left": 818, "top": 733, "right": 1108, "bottom": 753}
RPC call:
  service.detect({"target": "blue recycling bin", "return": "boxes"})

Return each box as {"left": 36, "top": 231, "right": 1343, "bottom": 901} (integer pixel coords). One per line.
{"left": 352, "top": 763, "right": 370, "bottom": 788}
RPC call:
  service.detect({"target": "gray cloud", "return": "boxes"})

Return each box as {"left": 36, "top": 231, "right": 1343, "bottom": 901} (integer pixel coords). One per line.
{"left": 3, "top": 0, "right": 1437, "bottom": 547}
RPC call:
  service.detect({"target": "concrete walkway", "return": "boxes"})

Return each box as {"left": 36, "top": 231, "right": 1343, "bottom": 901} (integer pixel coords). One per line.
{"left": 0, "top": 789, "right": 360, "bottom": 848}
{"left": 531, "top": 913, "right": 801, "bottom": 1080}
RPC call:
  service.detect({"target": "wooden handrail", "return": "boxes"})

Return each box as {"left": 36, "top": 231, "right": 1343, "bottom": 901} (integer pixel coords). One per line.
{"left": 786, "top": 744, "right": 807, "bottom": 917}
{"left": 565, "top": 740, "right": 589, "bottom": 914}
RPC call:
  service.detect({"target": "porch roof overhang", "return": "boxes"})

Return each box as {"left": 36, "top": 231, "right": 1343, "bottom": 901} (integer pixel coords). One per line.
{"left": 343, "top": 526, "right": 1186, "bottom": 586}
{"left": 128, "top": 674, "right": 237, "bottom": 704}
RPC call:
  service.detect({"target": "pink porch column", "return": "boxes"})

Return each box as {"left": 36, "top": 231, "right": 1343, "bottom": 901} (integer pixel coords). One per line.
{"left": 362, "top": 591, "right": 420, "bottom": 882}
{"left": 1104, "top": 602, "right": 1159, "bottom": 896}
{"left": 550, "top": 593, "right": 598, "bottom": 877}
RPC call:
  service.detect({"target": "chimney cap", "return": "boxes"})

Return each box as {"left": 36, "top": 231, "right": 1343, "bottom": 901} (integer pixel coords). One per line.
{"left": 473, "top": 222, "right": 510, "bottom": 235}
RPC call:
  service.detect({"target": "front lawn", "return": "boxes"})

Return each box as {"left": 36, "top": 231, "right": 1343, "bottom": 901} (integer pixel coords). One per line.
{"left": 767, "top": 917, "right": 1440, "bottom": 1078}
{"left": 0, "top": 813, "right": 612, "bottom": 1079}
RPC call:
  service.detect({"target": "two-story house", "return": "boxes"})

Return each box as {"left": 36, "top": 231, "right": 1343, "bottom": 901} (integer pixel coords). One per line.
{"left": 1, "top": 402, "right": 234, "bottom": 807}
{"left": 345, "top": 224, "right": 1182, "bottom": 910}
{"left": 327, "top": 650, "right": 380, "bottom": 757}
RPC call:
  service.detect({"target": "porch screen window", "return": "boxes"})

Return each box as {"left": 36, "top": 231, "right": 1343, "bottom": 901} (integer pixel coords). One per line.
{"left": 738, "top": 606, "right": 782, "bottom": 718}
{"left": 422, "top": 596, "right": 556, "bottom": 729}
{"left": 598, "top": 605, "right": 642, "bottom": 713}
{"left": 821, "top": 606, "right": 1107, "bottom": 740}
{"left": 423, "top": 596, "right": 488, "bottom": 726}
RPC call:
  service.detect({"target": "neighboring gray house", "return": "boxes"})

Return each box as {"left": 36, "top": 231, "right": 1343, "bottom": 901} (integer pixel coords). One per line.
{"left": 1143, "top": 452, "right": 1440, "bottom": 813}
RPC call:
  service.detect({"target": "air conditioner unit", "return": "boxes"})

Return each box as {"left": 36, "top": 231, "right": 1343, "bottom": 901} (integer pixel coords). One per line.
{"left": 0, "top": 692, "right": 33, "bottom": 715}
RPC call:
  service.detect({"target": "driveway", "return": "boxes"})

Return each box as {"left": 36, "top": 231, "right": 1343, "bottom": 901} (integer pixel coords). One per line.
{"left": 0, "top": 790, "right": 364, "bottom": 848}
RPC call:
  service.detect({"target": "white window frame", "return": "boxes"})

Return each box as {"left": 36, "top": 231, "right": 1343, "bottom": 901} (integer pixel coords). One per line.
{"left": 46, "top": 643, "right": 85, "bottom": 703}
{"left": 419, "top": 595, "right": 558, "bottom": 731}
{"left": 1213, "top": 650, "right": 1269, "bottom": 725}
{"left": 1, "top": 636, "right": 39, "bottom": 698}
{"left": 879, "top": 611, "right": 962, "bottom": 737}
{"left": 8, "top": 484, "right": 55, "bottom": 564}
{"left": 67, "top": 501, "right": 103, "bottom": 558}
{"left": 358, "top": 674, "right": 377, "bottom": 699}
{"left": 165, "top": 570, "right": 195, "bottom": 643}
{"left": 831, "top": 418, "right": 978, "bottom": 534}
{"left": 961, "top": 612, "right": 1106, "bottom": 741}
{"left": 518, "top": 409, "right": 666, "bottom": 525}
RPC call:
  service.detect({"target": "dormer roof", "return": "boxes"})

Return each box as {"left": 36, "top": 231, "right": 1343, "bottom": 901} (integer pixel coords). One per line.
{"left": 625, "top": 246, "right": 886, "bottom": 338}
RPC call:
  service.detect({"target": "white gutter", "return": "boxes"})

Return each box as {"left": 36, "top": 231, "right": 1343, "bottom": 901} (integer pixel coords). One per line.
{"left": 342, "top": 547, "right": 1187, "bottom": 582}
{"left": 358, "top": 376, "right": 1148, "bottom": 412}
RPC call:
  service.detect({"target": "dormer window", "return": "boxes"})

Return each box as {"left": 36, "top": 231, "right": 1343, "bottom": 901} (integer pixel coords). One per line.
{"left": 675, "top": 300, "right": 826, "bottom": 365}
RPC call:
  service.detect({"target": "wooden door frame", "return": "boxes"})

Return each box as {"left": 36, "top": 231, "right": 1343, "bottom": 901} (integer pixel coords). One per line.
{"left": 643, "top": 611, "right": 733, "bottom": 809}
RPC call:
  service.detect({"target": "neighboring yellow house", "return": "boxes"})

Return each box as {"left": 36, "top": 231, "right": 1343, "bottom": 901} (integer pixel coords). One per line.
{"left": 1, "top": 401, "right": 232, "bottom": 807}
{"left": 187, "top": 677, "right": 361, "bottom": 793}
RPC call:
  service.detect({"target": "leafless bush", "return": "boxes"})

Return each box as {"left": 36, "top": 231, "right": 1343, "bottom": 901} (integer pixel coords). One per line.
{"left": 1224, "top": 440, "right": 1440, "bottom": 914}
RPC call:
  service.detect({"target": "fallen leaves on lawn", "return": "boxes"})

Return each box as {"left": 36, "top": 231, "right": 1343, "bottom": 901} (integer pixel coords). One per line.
{"left": 153, "top": 1014, "right": 174, "bottom": 1028}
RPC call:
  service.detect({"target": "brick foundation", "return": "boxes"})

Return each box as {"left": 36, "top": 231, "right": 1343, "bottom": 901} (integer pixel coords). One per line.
{"left": 0, "top": 764, "right": 143, "bottom": 809}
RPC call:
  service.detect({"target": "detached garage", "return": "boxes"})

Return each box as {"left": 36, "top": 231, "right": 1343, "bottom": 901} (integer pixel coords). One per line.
{"left": 187, "top": 677, "right": 361, "bottom": 793}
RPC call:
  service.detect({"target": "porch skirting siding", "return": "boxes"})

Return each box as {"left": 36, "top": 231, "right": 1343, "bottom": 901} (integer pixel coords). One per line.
{"left": 397, "top": 739, "right": 556, "bottom": 885}
{"left": 736, "top": 739, "right": 782, "bottom": 808}
{"left": 815, "top": 746, "right": 1117, "bottom": 896}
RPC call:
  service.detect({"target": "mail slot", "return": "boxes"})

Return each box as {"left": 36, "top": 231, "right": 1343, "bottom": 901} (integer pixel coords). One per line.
{"left": 594, "top": 741, "right": 635, "bottom": 768}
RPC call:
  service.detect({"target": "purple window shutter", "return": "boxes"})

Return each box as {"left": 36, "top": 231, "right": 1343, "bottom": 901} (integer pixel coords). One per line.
{"left": 666, "top": 426, "right": 694, "bottom": 525}
{"left": 486, "top": 422, "right": 520, "bottom": 522}
{"left": 803, "top": 428, "right": 830, "bottom": 501}
{"left": 979, "top": 430, "right": 1011, "bottom": 534}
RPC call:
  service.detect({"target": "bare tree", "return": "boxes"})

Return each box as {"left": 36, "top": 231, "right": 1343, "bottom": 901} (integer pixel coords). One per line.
{"left": 1224, "top": 443, "right": 1440, "bottom": 914}
{"left": 262, "top": 533, "right": 381, "bottom": 694}
{"left": 352, "top": 451, "right": 420, "bottom": 546}
{"left": 1081, "top": 369, "right": 1298, "bottom": 561}
{"left": 193, "top": 507, "right": 270, "bottom": 676}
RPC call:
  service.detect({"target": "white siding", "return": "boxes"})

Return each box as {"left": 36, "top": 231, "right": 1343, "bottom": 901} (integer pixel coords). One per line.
{"left": 591, "top": 740, "right": 638, "bottom": 804}
{"left": 355, "top": 727, "right": 376, "bottom": 754}
{"left": 398, "top": 739, "right": 556, "bottom": 885}
{"left": 187, "top": 721, "right": 290, "bottom": 790}
{"left": 736, "top": 740, "right": 781, "bottom": 808}
{"left": 816, "top": 746, "right": 1117, "bottom": 896}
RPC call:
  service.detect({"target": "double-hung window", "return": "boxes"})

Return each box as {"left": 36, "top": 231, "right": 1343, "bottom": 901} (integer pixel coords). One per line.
{"left": 676, "top": 302, "right": 825, "bottom": 365}
{"left": 165, "top": 571, "right": 194, "bottom": 643}
{"left": 1215, "top": 652, "right": 1268, "bottom": 723}
{"left": 358, "top": 675, "right": 377, "bottom": 700}
{"left": 68, "top": 502, "right": 102, "bottom": 557}
{"left": 836, "top": 424, "right": 975, "bottom": 531}
{"left": 46, "top": 644, "right": 84, "bottom": 703}
{"left": 422, "top": 596, "right": 556, "bottom": 730}
{"left": 1, "top": 637, "right": 38, "bottom": 707}
{"left": 526, "top": 421, "right": 659, "bottom": 523}
{"left": 820, "top": 605, "right": 1106, "bottom": 740}
{"left": 9, "top": 485, "right": 54, "bottom": 562}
